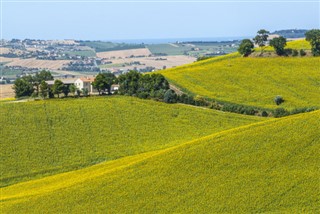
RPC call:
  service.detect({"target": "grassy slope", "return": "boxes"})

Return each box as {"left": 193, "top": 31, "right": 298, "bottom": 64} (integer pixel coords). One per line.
{"left": 0, "top": 96, "right": 263, "bottom": 187}
{"left": 1, "top": 110, "right": 319, "bottom": 213}
{"left": 159, "top": 40, "right": 319, "bottom": 110}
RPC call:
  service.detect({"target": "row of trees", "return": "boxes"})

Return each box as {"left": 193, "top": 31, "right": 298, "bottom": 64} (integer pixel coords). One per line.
{"left": 238, "top": 29, "right": 320, "bottom": 56}
{"left": 13, "top": 70, "right": 53, "bottom": 98}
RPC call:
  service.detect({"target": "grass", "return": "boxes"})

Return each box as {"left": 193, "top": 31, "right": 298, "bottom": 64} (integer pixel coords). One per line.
{"left": 0, "top": 96, "right": 264, "bottom": 187}
{"left": 147, "top": 44, "right": 192, "bottom": 56}
{"left": 159, "top": 40, "right": 320, "bottom": 110}
{"left": 1, "top": 110, "right": 319, "bottom": 213}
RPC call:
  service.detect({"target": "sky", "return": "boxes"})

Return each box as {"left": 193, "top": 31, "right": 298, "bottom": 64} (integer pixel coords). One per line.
{"left": 1, "top": 0, "right": 319, "bottom": 41}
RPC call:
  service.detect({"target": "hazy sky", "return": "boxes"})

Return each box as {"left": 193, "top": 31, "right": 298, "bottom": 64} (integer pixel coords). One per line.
{"left": 1, "top": 0, "right": 319, "bottom": 40}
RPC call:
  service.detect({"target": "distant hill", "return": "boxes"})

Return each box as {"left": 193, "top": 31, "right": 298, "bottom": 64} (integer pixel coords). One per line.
{"left": 1, "top": 110, "right": 319, "bottom": 213}
{"left": 272, "top": 29, "right": 308, "bottom": 38}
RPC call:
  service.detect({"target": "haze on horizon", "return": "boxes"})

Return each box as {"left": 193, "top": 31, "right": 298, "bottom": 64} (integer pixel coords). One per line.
{"left": 1, "top": 0, "right": 319, "bottom": 41}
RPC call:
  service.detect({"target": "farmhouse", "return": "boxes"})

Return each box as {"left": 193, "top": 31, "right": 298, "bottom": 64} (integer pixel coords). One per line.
{"left": 74, "top": 77, "right": 97, "bottom": 94}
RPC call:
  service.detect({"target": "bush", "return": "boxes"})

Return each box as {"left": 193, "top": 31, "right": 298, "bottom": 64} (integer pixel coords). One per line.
{"left": 163, "top": 89, "right": 177, "bottom": 103}
{"left": 273, "top": 108, "right": 289, "bottom": 118}
{"left": 274, "top": 96, "right": 284, "bottom": 105}
{"left": 292, "top": 49, "right": 299, "bottom": 56}
{"left": 261, "top": 111, "right": 268, "bottom": 117}
{"left": 300, "top": 49, "right": 306, "bottom": 56}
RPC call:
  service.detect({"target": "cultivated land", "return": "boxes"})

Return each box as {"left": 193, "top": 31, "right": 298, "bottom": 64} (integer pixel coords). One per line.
{"left": 159, "top": 40, "right": 320, "bottom": 110}
{"left": 102, "top": 55, "right": 196, "bottom": 70}
{"left": 97, "top": 48, "right": 152, "bottom": 58}
{"left": 1, "top": 37, "right": 319, "bottom": 213}
{"left": 0, "top": 57, "right": 71, "bottom": 70}
{"left": 0, "top": 84, "right": 15, "bottom": 99}
{"left": 1, "top": 110, "right": 319, "bottom": 213}
{"left": 0, "top": 96, "right": 264, "bottom": 187}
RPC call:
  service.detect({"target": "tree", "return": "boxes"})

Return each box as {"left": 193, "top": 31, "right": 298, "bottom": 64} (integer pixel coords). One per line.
{"left": 238, "top": 39, "right": 254, "bottom": 57}
{"left": 82, "top": 88, "right": 89, "bottom": 97}
{"left": 92, "top": 73, "right": 108, "bottom": 95}
{"left": 12, "top": 76, "right": 34, "bottom": 98}
{"left": 62, "top": 84, "right": 70, "bottom": 97}
{"left": 69, "top": 84, "right": 77, "bottom": 97}
{"left": 305, "top": 29, "right": 320, "bottom": 56}
{"left": 163, "top": 89, "right": 177, "bottom": 103}
{"left": 269, "top": 36, "right": 287, "bottom": 55}
{"left": 52, "top": 79, "right": 64, "bottom": 98}
{"left": 33, "top": 70, "right": 53, "bottom": 96}
{"left": 103, "top": 73, "right": 117, "bottom": 94}
{"left": 39, "top": 80, "right": 49, "bottom": 99}
{"left": 253, "top": 29, "right": 270, "bottom": 55}
{"left": 274, "top": 95, "right": 284, "bottom": 105}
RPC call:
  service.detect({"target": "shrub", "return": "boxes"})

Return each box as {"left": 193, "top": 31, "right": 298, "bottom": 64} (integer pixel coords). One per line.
{"left": 274, "top": 96, "right": 284, "bottom": 105}
{"left": 261, "top": 111, "right": 268, "bottom": 117}
{"left": 292, "top": 49, "right": 299, "bottom": 56}
{"left": 273, "top": 108, "right": 289, "bottom": 118}
{"left": 300, "top": 49, "right": 306, "bottom": 56}
{"left": 163, "top": 89, "right": 177, "bottom": 103}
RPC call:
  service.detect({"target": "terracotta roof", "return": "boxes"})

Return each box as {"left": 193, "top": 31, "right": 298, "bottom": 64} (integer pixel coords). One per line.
{"left": 79, "top": 77, "right": 95, "bottom": 83}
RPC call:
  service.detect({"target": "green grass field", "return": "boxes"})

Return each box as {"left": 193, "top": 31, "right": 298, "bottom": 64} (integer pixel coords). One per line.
{"left": 0, "top": 96, "right": 263, "bottom": 187}
{"left": 159, "top": 40, "right": 320, "bottom": 110}
{"left": 1, "top": 110, "right": 319, "bottom": 213}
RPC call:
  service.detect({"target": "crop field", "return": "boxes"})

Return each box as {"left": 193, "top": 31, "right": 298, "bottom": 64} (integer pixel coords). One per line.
{"left": 0, "top": 57, "right": 71, "bottom": 70}
{"left": 0, "top": 84, "right": 15, "bottom": 99}
{"left": 101, "top": 55, "right": 196, "bottom": 70}
{"left": 97, "top": 48, "right": 152, "bottom": 59}
{"left": 147, "top": 44, "right": 192, "bottom": 55}
{"left": 159, "top": 42, "right": 320, "bottom": 110}
{"left": 1, "top": 110, "right": 318, "bottom": 213}
{"left": 0, "top": 96, "right": 264, "bottom": 186}
{"left": 80, "top": 41, "right": 146, "bottom": 52}
{"left": 64, "top": 50, "right": 96, "bottom": 57}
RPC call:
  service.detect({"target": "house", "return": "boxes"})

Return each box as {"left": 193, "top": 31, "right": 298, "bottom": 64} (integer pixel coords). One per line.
{"left": 74, "top": 77, "right": 97, "bottom": 94}
{"left": 111, "top": 84, "right": 119, "bottom": 93}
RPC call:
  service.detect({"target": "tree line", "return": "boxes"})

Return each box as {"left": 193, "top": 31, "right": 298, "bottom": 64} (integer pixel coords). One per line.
{"left": 238, "top": 29, "right": 320, "bottom": 57}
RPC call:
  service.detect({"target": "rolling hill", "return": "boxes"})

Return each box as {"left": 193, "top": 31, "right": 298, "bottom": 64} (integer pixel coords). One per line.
{"left": 159, "top": 40, "right": 319, "bottom": 110}
{"left": 1, "top": 110, "right": 319, "bottom": 213}
{"left": 0, "top": 96, "right": 264, "bottom": 187}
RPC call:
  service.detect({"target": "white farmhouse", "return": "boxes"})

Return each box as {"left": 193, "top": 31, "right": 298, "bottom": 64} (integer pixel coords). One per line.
{"left": 74, "top": 77, "right": 97, "bottom": 94}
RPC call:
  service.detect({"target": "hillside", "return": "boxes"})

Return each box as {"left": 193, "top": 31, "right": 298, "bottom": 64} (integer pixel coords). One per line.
{"left": 0, "top": 96, "right": 264, "bottom": 187}
{"left": 1, "top": 110, "right": 319, "bottom": 213}
{"left": 160, "top": 40, "right": 319, "bottom": 110}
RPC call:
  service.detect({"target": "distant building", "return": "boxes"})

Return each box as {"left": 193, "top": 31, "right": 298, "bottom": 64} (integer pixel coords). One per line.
{"left": 74, "top": 77, "right": 97, "bottom": 94}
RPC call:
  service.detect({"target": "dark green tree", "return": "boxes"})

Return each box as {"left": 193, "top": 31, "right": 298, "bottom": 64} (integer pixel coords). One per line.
{"left": 269, "top": 36, "right": 287, "bottom": 55}
{"left": 12, "top": 76, "right": 34, "bottom": 98}
{"left": 238, "top": 39, "right": 254, "bottom": 57}
{"left": 305, "top": 29, "right": 320, "bottom": 56}
{"left": 92, "top": 73, "right": 108, "bottom": 95}
{"left": 52, "top": 79, "right": 64, "bottom": 98}
{"left": 103, "top": 73, "right": 117, "bottom": 94}
{"left": 62, "top": 84, "right": 70, "bottom": 97}
{"left": 39, "top": 80, "right": 49, "bottom": 99}
{"left": 163, "top": 89, "right": 177, "bottom": 103}
{"left": 33, "top": 70, "right": 53, "bottom": 96}
{"left": 253, "top": 29, "right": 270, "bottom": 55}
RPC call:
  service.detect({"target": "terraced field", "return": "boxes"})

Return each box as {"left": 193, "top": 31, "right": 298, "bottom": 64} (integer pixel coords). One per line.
{"left": 0, "top": 96, "right": 263, "bottom": 187}
{"left": 1, "top": 110, "right": 319, "bottom": 213}
{"left": 160, "top": 40, "right": 320, "bottom": 110}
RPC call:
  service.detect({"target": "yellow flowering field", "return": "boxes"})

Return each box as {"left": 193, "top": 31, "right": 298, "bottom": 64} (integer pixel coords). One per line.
{"left": 1, "top": 110, "right": 319, "bottom": 213}
{"left": 0, "top": 96, "right": 263, "bottom": 187}
{"left": 160, "top": 42, "right": 319, "bottom": 110}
